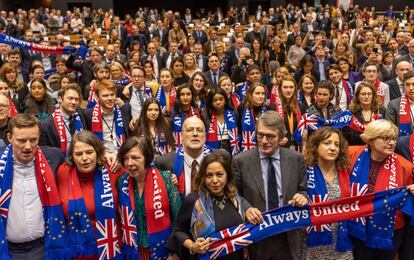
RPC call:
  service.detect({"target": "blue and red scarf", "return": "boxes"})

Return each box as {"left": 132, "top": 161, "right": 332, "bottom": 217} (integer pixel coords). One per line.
{"left": 0, "top": 33, "right": 88, "bottom": 57}
{"left": 306, "top": 165, "right": 352, "bottom": 252}
{"left": 53, "top": 108, "right": 84, "bottom": 156}
{"left": 119, "top": 168, "right": 172, "bottom": 259}
{"left": 8, "top": 98, "right": 17, "bottom": 118}
{"left": 241, "top": 107, "right": 265, "bottom": 152}
{"left": 173, "top": 145, "right": 212, "bottom": 198}
{"left": 172, "top": 107, "right": 199, "bottom": 147}
{"left": 348, "top": 148, "right": 402, "bottom": 249}
{"left": 236, "top": 82, "right": 249, "bottom": 102}
{"left": 87, "top": 80, "right": 98, "bottom": 109}
{"left": 341, "top": 80, "right": 353, "bottom": 105}
{"left": 91, "top": 103, "right": 126, "bottom": 149}
{"left": 155, "top": 86, "right": 176, "bottom": 113}
{"left": 0, "top": 145, "right": 71, "bottom": 260}
{"left": 399, "top": 93, "right": 412, "bottom": 136}
{"left": 348, "top": 113, "right": 382, "bottom": 133}
{"left": 155, "top": 132, "right": 173, "bottom": 155}
{"left": 230, "top": 93, "right": 240, "bottom": 110}
{"left": 67, "top": 166, "right": 122, "bottom": 259}
{"left": 206, "top": 109, "right": 239, "bottom": 155}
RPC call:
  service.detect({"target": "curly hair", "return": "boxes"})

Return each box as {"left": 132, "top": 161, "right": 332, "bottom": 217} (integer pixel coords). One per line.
{"left": 303, "top": 127, "right": 349, "bottom": 169}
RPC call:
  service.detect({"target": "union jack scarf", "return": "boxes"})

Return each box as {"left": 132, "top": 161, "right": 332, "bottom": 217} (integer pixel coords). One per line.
{"left": 306, "top": 165, "right": 352, "bottom": 252}
{"left": 91, "top": 103, "right": 126, "bottom": 148}
{"left": 191, "top": 192, "right": 244, "bottom": 239}
{"left": 236, "top": 82, "right": 248, "bottom": 102}
{"left": 52, "top": 108, "right": 84, "bottom": 156}
{"left": 241, "top": 107, "right": 265, "bottom": 152}
{"left": 155, "top": 86, "right": 176, "bottom": 113}
{"left": 172, "top": 107, "right": 199, "bottom": 147}
{"left": 119, "top": 168, "right": 172, "bottom": 259}
{"left": 155, "top": 131, "right": 173, "bottom": 156}
{"left": 173, "top": 145, "right": 212, "bottom": 199}
{"left": 206, "top": 109, "right": 239, "bottom": 155}
{"left": 348, "top": 113, "right": 382, "bottom": 133}
{"left": 67, "top": 166, "right": 122, "bottom": 259}
{"left": 348, "top": 147, "right": 402, "bottom": 249}
{"left": 8, "top": 98, "right": 17, "bottom": 118}
{"left": 87, "top": 80, "right": 98, "bottom": 109}
{"left": 0, "top": 145, "right": 71, "bottom": 259}
{"left": 398, "top": 93, "right": 412, "bottom": 136}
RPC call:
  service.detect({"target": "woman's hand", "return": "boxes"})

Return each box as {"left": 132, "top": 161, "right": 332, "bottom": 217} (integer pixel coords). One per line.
{"left": 116, "top": 97, "right": 124, "bottom": 108}
{"left": 171, "top": 173, "right": 178, "bottom": 186}
{"left": 288, "top": 193, "right": 308, "bottom": 207}
{"left": 129, "top": 118, "right": 138, "bottom": 131}
{"left": 407, "top": 185, "right": 414, "bottom": 195}
{"left": 245, "top": 207, "right": 264, "bottom": 224}
{"left": 190, "top": 237, "right": 211, "bottom": 255}
{"left": 167, "top": 253, "right": 180, "bottom": 260}
{"left": 106, "top": 154, "right": 121, "bottom": 173}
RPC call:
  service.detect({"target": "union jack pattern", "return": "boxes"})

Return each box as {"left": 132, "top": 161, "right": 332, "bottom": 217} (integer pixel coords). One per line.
{"left": 228, "top": 128, "right": 239, "bottom": 155}
{"left": 0, "top": 189, "right": 11, "bottom": 218}
{"left": 120, "top": 206, "right": 137, "bottom": 249}
{"left": 307, "top": 194, "right": 332, "bottom": 233}
{"left": 96, "top": 219, "right": 121, "bottom": 260}
{"left": 208, "top": 224, "right": 253, "bottom": 259}
{"left": 241, "top": 131, "right": 256, "bottom": 151}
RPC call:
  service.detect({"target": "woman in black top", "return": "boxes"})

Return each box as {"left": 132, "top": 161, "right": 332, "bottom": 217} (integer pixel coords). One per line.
{"left": 171, "top": 58, "right": 190, "bottom": 86}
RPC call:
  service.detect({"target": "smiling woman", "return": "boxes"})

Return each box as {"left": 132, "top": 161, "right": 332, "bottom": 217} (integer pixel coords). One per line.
{"left": 23, "top": 78, "right": 54, "bottom": 120}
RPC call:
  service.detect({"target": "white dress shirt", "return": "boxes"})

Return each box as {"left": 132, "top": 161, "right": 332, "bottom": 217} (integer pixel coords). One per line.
{"left": 6, "top": 159, "right": 45, "bottom": 243}
{"left": 102, "top": 109, "right": 117, "bottom": 155}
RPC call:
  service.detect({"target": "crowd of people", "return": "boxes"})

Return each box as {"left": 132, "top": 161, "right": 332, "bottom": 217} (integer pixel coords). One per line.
{"left": 0, "top": 3, "right": 414, "bottom": 260}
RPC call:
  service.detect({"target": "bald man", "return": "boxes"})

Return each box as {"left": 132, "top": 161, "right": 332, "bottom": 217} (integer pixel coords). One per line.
{"left": 155, "top": 116, "right": 229, "bottom": 196}
{"left": 386, "top": 60, "right": 413, "bottom": 100}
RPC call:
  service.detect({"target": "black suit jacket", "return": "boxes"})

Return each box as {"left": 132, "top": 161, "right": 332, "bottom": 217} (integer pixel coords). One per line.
{"left": 162, "top": 52, "right": 183, "bottom": 68}
{"left": 0, "top": 145, "right": 64, "bottom": 174}
{"left": 204, "top": 70, "right": 227, "bottom": 88}
{"left": 231, "top": 147, "right": 306, "bottom": 260}
{"left": 153, "top": 28, "right": 169, "bottom": 47}
{"left": 141, "top": 54, "right": 163, "bottom": 75}
{"left": 191, "top": 30, "right": 208, "bottom": 46}
{"left": 386, "top": 78, "right": 403, "bottom": 101}
{"left": 39, "top": 109, "right": 87, "bottom": 148}
{"left": 300, "top": 22, "right": 319, "bottom": 33}
{"left": 392, "top": 54, "right": 412, "bottom": 78}
{"left": 83, "top": 104, "right": 132, "bottom": 138}
{"left": 65, "top": 55, "right": 95, "bottom": 93}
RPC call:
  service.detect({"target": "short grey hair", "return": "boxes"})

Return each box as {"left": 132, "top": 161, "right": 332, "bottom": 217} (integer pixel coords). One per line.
{"left": 256, "top": 111, "right": 287, "bottom": 137}
{"left": 360, "top": 120, "right": 397, "bottom": 143}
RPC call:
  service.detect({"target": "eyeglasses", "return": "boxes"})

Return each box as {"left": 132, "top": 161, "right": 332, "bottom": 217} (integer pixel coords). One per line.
{"left": 257, "top": 132, "right": 277, "bottom": 142}
{"left": 184, "top": 127, "right": 205, "bottom": 135}
{"left": 378, "top": 136, "right": 397, "bottom": 143}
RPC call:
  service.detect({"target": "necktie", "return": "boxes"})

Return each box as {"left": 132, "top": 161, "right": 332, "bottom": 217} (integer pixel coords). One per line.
{"left": 213, "top": 72, "right": 218, "bottom": 87}
{"left": 335, "top": 86, "right": 340, "bottom": 106}
{"left": 191, "top": 160, "right": 199, "bottom": 189}
{"left": 267, "top": 157, "right": 279, "bottom": 209}
{"left": 137, "top": 89, "right": 144, "bottom": 105}
{"left": 69, "top": 115, "right": 75, "bottom": 136}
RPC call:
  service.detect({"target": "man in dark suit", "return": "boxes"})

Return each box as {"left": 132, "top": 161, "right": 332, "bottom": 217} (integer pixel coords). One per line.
{"left": 153, "top": 20, "right": 169, "bottom": 48}
{"left": 2, "top": 113, "right": 64, "bottom": 259}
{"left": 386, "top": 71, "right": 414, "bottom": 135}
{"left": 244, "top": 22, "right": 266, "bottom": 46}
{"left": 39, "top": 84, "right": 86, "bottom": 149}
{"left": 76, "top": 28, "right": 92, "bottom": 46}
{"left": 386, "top": 60, "right": 413, "bottom": 101}
{"left": 191, "top": 23, "right": 208, "bottom": 46}
{"left": 162, "top": 41, "right": 182, "bottom": 69}
{"left": 65, "top": 46, "right": 103, "bottom": 94}
{"left": 203, "top": 29, "right": 219, "bottom": 56}
{"left": 301, "top": 13, "right": 319, "bottom": 34}
{"left": 392, "top": 39, "right": 414, "bottom": 78}
{"left": 193, "top": 42, "right": 208, "bottom": 72}
{"left": 110, "top": 16, "right": 128, "bottom": 51}
{"left": 155, "top": 116, "right": 229, "bottom": 197}
{"left": 311, "top": 45, "right": 335, "bottom": 82}
{"left": 83, "top": 80, "right": 132, "bottom": 167}
{"left": 20, "top": 30, "right": 41, "bottom": 72}
{"left": 232, "top": 111, "right": 307, "bottom": 260}
{"left": 204, "top": 53, "right": 227, "bottom": 88}
{"left": 141, "top": 42, "right": 163, "bottom": 78}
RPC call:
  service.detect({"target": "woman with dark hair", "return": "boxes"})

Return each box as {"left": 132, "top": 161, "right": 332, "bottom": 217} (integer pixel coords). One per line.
{"left": 204, "top": 88, "right": 239, "bottom": 155}
{"left": 251, "top": 38, "right": 266, "bottom": 72}
{"left": 343, "top": 82, "right": 385, "bottom": 145}
{"left": 189, "top": 71, "right": 211, "bottom": 109}
{"left": 337, "top": 56, "right": 361, "bottom": 86}
{"left": 0, "top": 63, "right": 29, "bottom": 111}
{"left": 268, "top": 37, "right": 286, "bottom": 68}
{"left": 218, "top": 75, "right": 240, "bottom": 110}
{"left": 237, "top": 82, "right": 275, "bottom": 152}
{"left": 298, "top": 74, "right": 317, "bottom": 112}
{"left": 24, "top": 78, "right": 54, "bottom": 120}
{"left": 171, "top": 58, "right": 190, "bottom": 86}
{"left": 166, "top": 152, "right": 262, "bottom": 260}
{"left": 142, "top": 60, "right": 159, "bottom": 93}
{"left": 171, "top": 84, "right": 200, "bottom": 147}
{"left": 155, "top": 68, "right": 176, "bottom": 117}
{"left": 303, "top": 127, "right": 353, "bottom": 259}
{"left": 182, "top": 34, "right": 196, "bottom": 54}
{"left": 117, "top": 136, "right": 181, "bottom": 260}
{"left": 294, "top": 54, "right": 318, "bottom": 84}
{"left": 133, "top": 98, "right": 175, "bottom": 156}
{"left": 56, "top": 130, "right": 123, "bottom": 259}
{"left": 168, "top": 20, "right": 186, "bottom": 49}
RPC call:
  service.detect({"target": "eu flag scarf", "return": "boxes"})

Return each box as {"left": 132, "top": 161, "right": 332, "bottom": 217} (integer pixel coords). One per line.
{"left": 173, "top": 145, "right": 212, "bottom": 199}
{"left": 119, "top": 168, "right": 172, "bottom": 259}
{"left": 53, "top": 108, "right": 83, "bottom": 156}
{"left": 348, "top": 147, "right": 402, "bottom": 249}
{"left": 155, "top": 85, "right": 176, "bottom": 113}
{"left": 0, "top": 145, "right": 71, "bottom": 260}
{"left": 91, "top": 103, "right": 126, "bottom": 148}
{"left": 206, "top": 109, "right": 239, "bottom": 155}
{"left": 306, "top": 165, "right": 352, "bottom": 252}
{"left": 67, "top": 166, "right": 122, "bottom": 259}
{"left": 399, "top": 93, "right": 411, "bottom": 136}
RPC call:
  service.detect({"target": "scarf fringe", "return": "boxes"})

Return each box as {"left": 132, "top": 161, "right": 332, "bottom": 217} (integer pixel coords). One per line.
{"left": 306, "top": 232, "right": 333, "bottom": 247}
{"left": 336, "top": 223, "right": 353, "bottom": 252}
{"left": 122, "top": 245, "right": 138, "bottom": 260}
{"left": 69, "top": 242, "right": 97, "bottom": 257}
{"left": 364, "top": 235, "right": 393, "bottom": 250}
{"left": 45, "top": 248, "right": 72, "bottom": 260}
{"left": 348, "top": 221, "right": 367, "bottom": 241}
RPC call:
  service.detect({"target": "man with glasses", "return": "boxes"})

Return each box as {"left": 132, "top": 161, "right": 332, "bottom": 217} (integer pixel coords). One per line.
{"left": 356, "top": 62, "right": 390, "bottom": 107}
{"left": 386, "top": 71, "right": 414, "bottom": 136}
{"left": 232, "top": 111, "right": 307, "bottom": 260}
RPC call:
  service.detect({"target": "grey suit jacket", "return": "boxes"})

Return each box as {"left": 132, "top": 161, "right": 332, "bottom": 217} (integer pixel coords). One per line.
{"left": 231, "top": 147, "right": 307, "bottom": 260}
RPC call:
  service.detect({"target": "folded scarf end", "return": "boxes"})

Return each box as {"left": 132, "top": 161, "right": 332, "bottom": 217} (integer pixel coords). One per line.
{"left": 45, "top": 248, "right": 72, "bottom": 260}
